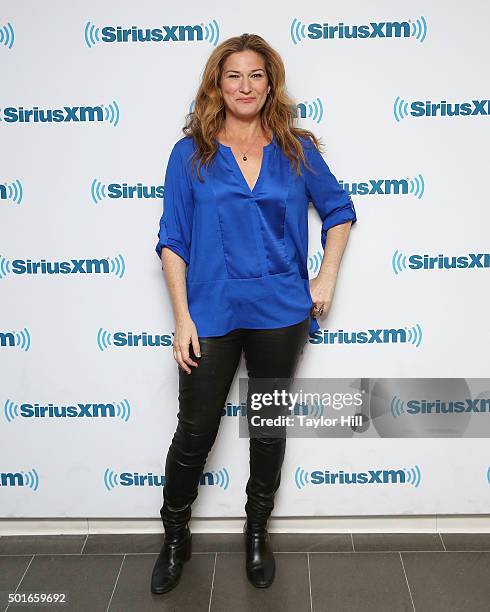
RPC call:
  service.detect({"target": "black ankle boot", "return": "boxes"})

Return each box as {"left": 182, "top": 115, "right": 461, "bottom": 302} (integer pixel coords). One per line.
{"left": 244, "top": 520, "right": 275, "bottom": 588}
{"left": 151, "top": 525, "right": 192, "bottom": 594}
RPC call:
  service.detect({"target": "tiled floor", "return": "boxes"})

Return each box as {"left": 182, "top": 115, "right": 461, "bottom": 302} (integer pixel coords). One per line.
{"left": 0, "top": 532, "right": 489, "bottom": 611}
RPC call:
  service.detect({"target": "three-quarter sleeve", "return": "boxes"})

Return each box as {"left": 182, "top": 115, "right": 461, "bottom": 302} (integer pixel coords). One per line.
{"left": 155, "top": 140, "right": 194, "bottom": 265}
{"left": 302, "top": 137, "right": 357, "bottom": 249}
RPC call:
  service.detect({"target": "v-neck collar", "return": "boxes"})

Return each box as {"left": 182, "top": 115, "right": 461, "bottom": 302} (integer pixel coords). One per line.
{"left": 216, "top": 134, "right": 276, "bottom": 196}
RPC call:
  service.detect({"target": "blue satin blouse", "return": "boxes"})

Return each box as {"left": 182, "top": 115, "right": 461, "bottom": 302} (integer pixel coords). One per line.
{"left": 155, "top": 134, "right": 357, "bottom": 337}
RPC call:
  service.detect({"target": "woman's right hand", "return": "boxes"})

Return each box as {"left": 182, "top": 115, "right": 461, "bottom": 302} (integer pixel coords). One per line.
{"left": 173, "top": 314, "right": 201, "bottom": 374}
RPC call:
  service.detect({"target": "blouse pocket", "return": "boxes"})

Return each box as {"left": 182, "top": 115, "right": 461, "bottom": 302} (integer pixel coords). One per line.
{"left": 254, "top": 197, "right": 291, "bottom": 275}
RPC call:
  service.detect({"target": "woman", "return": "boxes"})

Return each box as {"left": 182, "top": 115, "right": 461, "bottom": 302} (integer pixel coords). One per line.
{"left": 151, "top": 33, "right": 357, "bottom": 594}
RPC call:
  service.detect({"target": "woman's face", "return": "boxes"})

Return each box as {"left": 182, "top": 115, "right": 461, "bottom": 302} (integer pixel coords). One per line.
{"left": 219, "top": 50, "right": 271, "bottom": 120}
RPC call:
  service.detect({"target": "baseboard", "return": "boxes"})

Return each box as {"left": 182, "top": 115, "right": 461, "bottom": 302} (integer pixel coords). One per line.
{"left": 1, "top": 515, "right": 490, "bottom": 536}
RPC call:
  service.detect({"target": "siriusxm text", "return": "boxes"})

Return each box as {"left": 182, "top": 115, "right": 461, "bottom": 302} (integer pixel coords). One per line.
{"left": 307, "top": 21, "right": 410, "bottom": 40}
{"left": 10, "top": 259, "right": 112, "bottom": 274}
{"left": 309, "top": 469, "right": 408, "bottom": 484}
{"left": 406, "top": 399, "right": 490, "bottom": 414}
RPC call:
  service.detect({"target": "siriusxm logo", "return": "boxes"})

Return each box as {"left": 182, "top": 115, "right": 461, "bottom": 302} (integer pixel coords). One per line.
{"left": 4, "top": 398, "right": 131, "bottom": 422}
{"left": 0, "top": 255, "right": 125, "bottom": 278}
{"left": 0, "top": 179, "right": 23, "bottom": 204}
{"left": 104, "top": 467, "right": 230, "bottom": 490}
{"left": 340, "top": 175, "right": 425, "bottom": 199}
{"left": 295, "top": 465, "right": 421, "bottom": 489}
{"left": 0, "top": 22, "right": 14, "bottom": 49}
{"left": 391, "top": 395, "right": 490, "bottom": 418}
{"left": 91, "top": 179, "right": 164, "bottom": 204}
{"left": 309, "top": 324, "right": 423, "bottom": 347}
{"left": 0, "top": 468, "right": 39, "bottom": 490}
{"left": 392, "top": 250, "right": 490, "bottom": 274}
{"left": 84, "top": 20, "right": 220, "bottom": 48}
{"left": 394, "top": 97, "right": 490, "bottom": 121}
{"left": 0, "top": 101, "right": 120, "bottom": 126}
{"left": 291, "top": 16, "right": 427, "bottom": 44}
{"left": 97, "top": 328, "right": 173, "bottom": 351}
{"left": 0, "top": 328, "right": 31, "bottom": 351}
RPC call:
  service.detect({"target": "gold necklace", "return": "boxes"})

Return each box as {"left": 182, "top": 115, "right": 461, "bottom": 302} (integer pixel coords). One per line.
{"left": 224, "top": 129, "right": 262, "bottom": 161}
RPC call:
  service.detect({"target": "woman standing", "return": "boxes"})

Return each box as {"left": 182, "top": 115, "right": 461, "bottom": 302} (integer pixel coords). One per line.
{"left": 151, "top": 33, "right": 357, "bottom": 594}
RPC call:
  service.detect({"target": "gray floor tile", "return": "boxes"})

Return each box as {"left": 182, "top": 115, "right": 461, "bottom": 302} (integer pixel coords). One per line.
{"left": 0, "top": 556, "right": 33, "bottom": 610}
{"left": 353, "top": 533, "right": 444, "bottom": 552}
{"left": 13, "top": 554, "right": 123, "bottom": 611}
{"left": 440, "top": 532, "right": 490, "bottom": 551}
{"left": 271, "top": 533, "right": 352, "bottom": 552}
{"left": 0, "top": 536, "right": 86, "bottom": 556}
{"left": 309, "top": 552, "right": 413, "bottom": 612}
{"left": 83, "top": 533, "right": 164, "bottom": 555}
{"left": 192, "top": 533, "right": 243, "bottom": 552}
{"left": 109, "top": 552, "right": 215, "bottom": 611}
{"left": 210, "top": 552, "right": 310, "bottom": 612}
{"left": 402, "top": 551, "right": 490, "bottom": 612}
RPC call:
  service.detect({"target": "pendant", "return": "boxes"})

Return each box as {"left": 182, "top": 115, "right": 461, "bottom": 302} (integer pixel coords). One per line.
{"left": 243, "top": 155, "right": 247, "bottom": 161}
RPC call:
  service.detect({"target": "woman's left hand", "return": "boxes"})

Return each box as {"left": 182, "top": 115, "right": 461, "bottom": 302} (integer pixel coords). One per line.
{"left": 309, "top": 275, "right": 336, "bottom": 322}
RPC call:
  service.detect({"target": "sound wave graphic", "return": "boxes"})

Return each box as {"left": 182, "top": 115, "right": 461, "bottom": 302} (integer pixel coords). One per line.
{"left": 104, "top": 468, "right": 119, "bottom": 490}
{"left": 295, "top": 466, "right": 310, "bottom": 489}
{"left": 2, "top": 180, "right": 23, "bottom": 204}
{"left": 290, "top": 18, "right": 307, "bottom": 45}
{"left": 109, "top": 254, "right": 125, "bottom": 278}
{"left": 15, "top": 328, "right": 31, "bottom": 352}
{"left": 84, "top": 21, "right": 101, "bottom": 48}
{"left": 0, "top": 22, "right": 15, "bottom": 49}
{"left": 308, "top": 250, "right": 323, "bottom": 275}
{"left": 207, "top": 467, "right": 230, "bottom": 490}
{"left": 405, "top": 323, "right": 423, "bottom": 348}
{"left": 97, "top": 328, "right": 113, "bottom": 352}
{"left": 409, "top": 174, "right": 425, "bottom": 199}
{"left": 21, "top": 468, "right": 39, "bottom": 490}
{"left": 403, "top": 464, "right": 422, "bottom": 487}
{"left": 116, "top": 398, "right": 131, "bottom": 422}
{"left": 102, "top": 100, "right": 120, "bottom": 127}
{"left": 390, "top": 395, "right": 405, "bottom": 418}
{"left": 302, "top": 98, "right": 324, "bottom": 123}
{"left": 0, "top": 255, "right": 12, "bottom": 279}
{"left": 90, "top": 179, "right": 107, "bottom": 204}
{"left": 203, "top": 19, "right": 220, "bottom": 46}
{"left": 392, "top": 249, "right": 407, "bottom": 274}
{"left": 4, "top": 399, "right": 19, "bottom": 422}
{"left": 410, "top": 16, "right": 428, "bottom": 43}
{"left": 394, "top": 96, "right": 410, "bottom": 122}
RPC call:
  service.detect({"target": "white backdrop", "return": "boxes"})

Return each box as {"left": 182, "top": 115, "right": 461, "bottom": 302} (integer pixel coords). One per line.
{"left": 1, "top": 1, "right": 489, "bottom": 518}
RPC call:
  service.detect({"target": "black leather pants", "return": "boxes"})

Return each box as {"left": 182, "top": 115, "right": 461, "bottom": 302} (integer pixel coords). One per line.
{"left": 160, "top": 315, "right": 310, "bottom": 530}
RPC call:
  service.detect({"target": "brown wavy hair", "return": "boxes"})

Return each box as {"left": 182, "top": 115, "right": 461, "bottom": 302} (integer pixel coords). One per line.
{"left": 182, "top": 33, "right": 323, "bottom": 182}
